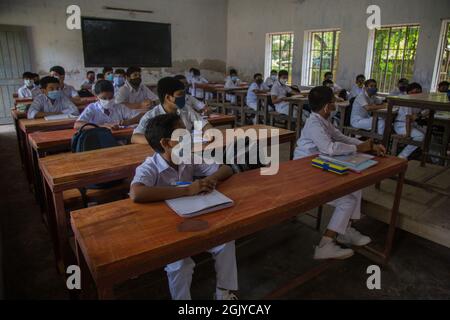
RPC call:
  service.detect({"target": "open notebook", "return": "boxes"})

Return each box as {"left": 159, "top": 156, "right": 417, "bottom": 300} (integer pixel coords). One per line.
{"left": 165, "top": 190, "right": 234, "bottom": 217}
{"left": 44, "top": 114, "right": 77, "bottom": 121}
{"left": 319, "top": 153, "right": 378, "bottom": 173}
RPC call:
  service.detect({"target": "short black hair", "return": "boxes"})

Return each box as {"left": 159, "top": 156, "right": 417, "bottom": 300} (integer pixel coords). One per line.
{"left": 308, "top": 86, "right": 334, "bottom": 112}
{"left": 157, "top": 77, "right": 185, "bottom": 103}
{"left": 270, "top": 69, "right": 278, "bottom": 74}
{"left": 126, "top": 66, "right": 141, "bottom": 77}
{"left": 324, "top": 71, "right": 333, "bottom": 78}
{"left": 86, "top": 71, "right": 95, "bottom": 76}
{"left": 278, "top": 70, "right": 289, "bottom": 77}
{"left": 174, "top": 74, "right": 187, "bottom": 81}
{"left": 144, "top": 113, "right": 183, "bottom": 153}
{"left": 22, "top": 72, "right": 34, "bottom": 79}
{"left": 364, "top": 79, "right": 377, "bottom": 87}
{"left": 406, "top": 82, "right": 422, "bottom": 93}
{"left": 398, "top": 78, "right": 409, "bottom": 85}
{"left": 438, "top": 81, "right": 449, "bottom": 87}
{"left": 229, "top": 69, "right": 238, "bottom": 75}
{"left": 253, "top": 73, "right": 263, "bottom": 79}
{"left": 32, "top": 73, "right": 39, "bottom": 78}
{"left": 191, "top": 68, "right": 200, "bottom": 76}
{"left": 49, "top": 66, "right": 65, "bottom": 76}
{"left": 94, "top": 80, "right": 114, "bottom": 95}
{"left": 97, "top": 73, "right": 104, "bottom": 80}
{"left": 114, "top": 69, "right": 126, "bottom": 75}
{"left": 102, "top": 67, "right": 113, "bottom": 74}
{"left": 356, "top": 74, "right": 365, "bottom": 81}
{"left": 323, "top": 79, "right": 334, "bottom": 86}
{"left": 40, "top": 76, "right": 60, "bottom": 89}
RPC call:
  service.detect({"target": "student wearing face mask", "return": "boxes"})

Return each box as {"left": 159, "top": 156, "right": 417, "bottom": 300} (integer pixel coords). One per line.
{"left": 103, "top": 67, "right": 114, "bottom": 83}
{"left": 18, "top": 72, "right": 41, "bottom": 98}
{"left": 80, "top": 71, "right": 95, "bottom": 91}
{"left": 264, "top": 70, "right": 279, "bottom": 89}
{"left": 350, "top": 79, "right": 386, "bottom": 134}
{"left": 188, "top": 68, "right": 210, "bottom": 100}
{"left": 75, "top": 80, "right": 143, "bottom": 131}
{"left": 32, "top": 73, "right": 40, "bottom": 87}
{"left": 131, "top": 77, "right": 213, "bottom": 145}
{"left": 224, "top": 69, "right": 241, "bottom": 104}
{"left": 294, "top": 86, "right": 385, "bottom": 260}
{"left": 348, "top": 74, "right": 366, "bottom": 100}
{"left": 27, "top": 76, "right": 79, "bottom": 119}
{"left": 49, "top": 66, "right": 81, "bottom": 104}
{"left": 247, "top": 73, "right": 270, "bottom": 110}
{"left": 113, "top": 69, "right": 126, "bottom": 94}
{"left": 323, "top": 72, "right": 342, "bottom": 93}
{"left": 270, "top": 70, "right": 300, "bottom": 116}
{"left": 115, "top": 66, "right": 159, "bottom": 110}
{"left": 174, "top": 75, "right": 211, "bottom": 114}
{"left": 390, "top": 78, "right": 409, "bottom": 96}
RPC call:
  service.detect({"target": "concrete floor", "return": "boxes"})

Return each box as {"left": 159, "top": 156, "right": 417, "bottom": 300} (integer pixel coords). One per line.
{"left": 1, "top": 124, "right": 450, "bottom": 299}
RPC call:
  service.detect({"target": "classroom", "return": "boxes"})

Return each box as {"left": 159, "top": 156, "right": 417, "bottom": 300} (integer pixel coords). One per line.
{"left": 0, "top": 0, "right": 449, "bottom": 303}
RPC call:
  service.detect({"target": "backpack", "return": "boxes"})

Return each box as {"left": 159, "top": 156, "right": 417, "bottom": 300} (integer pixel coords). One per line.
{"left": 71, "top": 123, "right": 123, "bottom": 205}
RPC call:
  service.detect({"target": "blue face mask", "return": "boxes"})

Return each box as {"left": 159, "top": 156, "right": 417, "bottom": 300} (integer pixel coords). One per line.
{"left": 175, "top": 95, "right": 186, "bottom": 109}
{"left": 106, "top": 74, "right": 114, "bottom": 82}
{"left": 367, "top": 87, "right": 378, "bottom": 95}
{"left": 114, "top": 76, "right": 125, "bottom": 87}
{"left": 47, "top": 90, "right": 61, "bottom": 100}
{"left": 231, "top": 76, "right": 238, "bottom": 82}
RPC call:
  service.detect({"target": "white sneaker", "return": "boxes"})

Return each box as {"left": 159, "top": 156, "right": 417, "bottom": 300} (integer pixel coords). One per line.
{"left": 314, "top": 240, "right": 354, "bottom": 260}
{"left": 337, "top": 227, "right": 371, "bottom": 247}
{"left": 214, "top": 290, "right": 238, "bottom": 300}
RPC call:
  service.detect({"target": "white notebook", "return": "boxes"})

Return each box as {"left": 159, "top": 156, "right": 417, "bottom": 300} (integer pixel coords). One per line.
{"left": 44, "top": 114, "right": 77, "bottom": 121}
{"left": 165, "top": 190, "right": 234, "bottom": 217}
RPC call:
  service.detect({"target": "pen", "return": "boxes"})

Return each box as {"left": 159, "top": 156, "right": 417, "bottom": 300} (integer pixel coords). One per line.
{"left": 173, "top": 181, "right": 192, "bottom": 186}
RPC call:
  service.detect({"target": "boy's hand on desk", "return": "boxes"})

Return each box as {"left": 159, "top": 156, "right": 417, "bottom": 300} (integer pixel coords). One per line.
{"left": 372, "top": 144, "right": 386, "bottom": 157}
{"left": 356, "top": 140, "right": 373, "bottom": 153}
{"left": 188, "top": 179, "right": 215, "bottom": 196}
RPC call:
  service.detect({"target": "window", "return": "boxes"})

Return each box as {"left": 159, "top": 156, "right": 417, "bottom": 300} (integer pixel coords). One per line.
{"left": 302, "top": 30, "right": 341, "bottom": 87}
{"left": 368, "top": 25, "right": 420, "bottom": 93}
{"left": 432, "top": 20, "right": 450, "bottom": 91}
{"left": 265, "top": 32, "right": 294, "bottom": 84}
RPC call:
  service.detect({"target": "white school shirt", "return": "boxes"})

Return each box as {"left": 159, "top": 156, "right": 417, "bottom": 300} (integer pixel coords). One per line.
{"left": 131, "top": 152, "right": 219, "bottom": 187}
{"left": 133, "top": 103, "right": 207, "bottom": 135}
{"left": 270, "top": 80, "right": 292, "bottom": 114}
{"left": 80, "top": 80, "right": 94, "bottom": 91}
{"left": 189, "top": 76, "right": 209, "bottom": 98}
{"left": 246, "top": 82, "right": 269, "bottom": 106}
{"left": 77, "top": 101, "right": 138, "bottom": 125}
{"left": 27, "top": 93, "right": 79, "bottom": 119}
{"left": 294, "top": 112, "right": 362, "bottom": 159}
{"left": 186, "top": 94, "right": 205, "bottom": 111}
{"left": 224, "top": 77, "right": 241, "bottom": 89}
{"left": 18, "top": 85, "right": 41, "bottom": 99}
{"left": 264, "top": 76, "right": 277, "bottom": 88}
{"left": 115, "top": 81, "right": 158, "bottom": 105}
{"left": 348, "top": 85, "right": 363, "bottom": 100}
{"left": 350, "top": 91, "right": 383, "bottom": 126}
{"left": 61, "top": 84, "right": 79, "bottom": 98}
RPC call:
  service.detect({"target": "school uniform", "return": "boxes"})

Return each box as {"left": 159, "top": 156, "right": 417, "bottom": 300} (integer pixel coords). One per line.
{"left": 270, "top": 80, "right": 293, "bottom": 116}
{"left": 80, "top": 80, "right": 94, "bottom": 91}
{"left": 348, "top": 85, "right": 363, "bottom": 100}
{"left": 131, "top": 153, "right": 238, "bottom": 300}
{"left": 186, "top": 94, "right": 205, "bottom": 112}
{"left": 224, "top": 77, "right": 241, "bottom": 104}
{"left": 264, "top": 76, "right": 277, "bottom": 89}
{"left": 77, "top": 101, "right": 139, "bottom": 125}
{"left": 133, "top": 103, "right": 207, "bottom": 135}
{"left": 115, "top": 80, "right": 158, "bottom": 105}
{"left": 189, "top": 76, "right": 210, "bottom": 100}
{"left": 27, "top": 93, "right": 79, "bottom": 119}
{"left": 246, "top": 82, "right": 269, "bottom": 110}
{"left": 294, "top": 112, "right": 363, "bottom": 234}
{"left": 350, "top": 91, "right": 385, "bottom": 134}
{"left": 18, "top": 85, "right": 41, "bottom": 99}
{"left": 61, "top": 84, "right": 79, "bottom": 99}
{"left": 394, "top": 105, "right": 425, "bottom": 158}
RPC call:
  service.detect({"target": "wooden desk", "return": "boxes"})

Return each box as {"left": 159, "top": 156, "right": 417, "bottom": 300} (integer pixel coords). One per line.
{"left": 434, "top": 111, "right": 450, "bottom": 164}
{"left": 71, "top": 156, "right": 407, "bottom": 299}
{"left": 206, "top": 113, "right": 236, "bottom": 128}
{"left": 40, "top": 125, "right": 296, "bottom": 272}
{"left": 256, "top": 93, "right": 270, "bottom": 124}
{"left": 385, "top": 93, "right": 450, "bottom": 166}
{"left": 286, "top": 95, "right": 308, "bottom": 138}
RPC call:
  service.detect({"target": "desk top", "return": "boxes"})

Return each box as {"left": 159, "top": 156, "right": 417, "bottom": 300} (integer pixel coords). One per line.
{"left": 19, "top": 117, "right": 77, "bottom": 133}
{"left": 207, "top": 113, "right": 236, "bottom": 125}
{"left": 387, "top": 93, "right": 450, "bottom": 108}
{"left": 40, "top": 125, "right": 295, "bottom": 191}
{"left": 71, "top": 155, "right": 407, "bottom": 284}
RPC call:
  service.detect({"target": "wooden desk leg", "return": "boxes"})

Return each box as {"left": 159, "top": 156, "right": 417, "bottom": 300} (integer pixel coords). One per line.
{"left": 31, "top": 147, "right": 45, "bottom": 211}
{"left": 296, "top": 104, "right": 304, "bottom": 139}
{"left": 289, "top": 136, "right": 296, "bottom": 160}
{"left": 240, "top": 96, "right": 245, "bottom": 126}
{"left": 382, "top": 102, "right": 393, "bottom": 148}
{"left": 14, "top": 118, "right": 25, "bottom": 168}
{"left": 52, "top": 190, "right": 74, "bottom": 272}
{"left": 339, "top": 106, "right": 346, "bottom": 132}
{"left": 75, "top": 239, "right": 100, "bottom": 300}
{"left": 422, "top": 110, "right": 435, "bottom": 167}
{"left": 263, "top": 99, "right": 269, "bottom": 125}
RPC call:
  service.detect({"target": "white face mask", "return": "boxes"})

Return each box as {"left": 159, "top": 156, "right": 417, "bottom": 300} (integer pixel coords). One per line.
{"left": 271, "top": 75, "right": 277, "bottom": 81}
{"left": 99, "top": 98, "right": 114, "bottom": 110}
{"left": 24, "top": 79, "right": 33, "bottom": 87}
{"left": 280, "top": 78, "right": 288, "bottom": 85}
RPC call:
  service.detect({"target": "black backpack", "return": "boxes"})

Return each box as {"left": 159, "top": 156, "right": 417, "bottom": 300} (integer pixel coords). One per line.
{"left": 71, "top": 123, "right": 123, "bottom": 204}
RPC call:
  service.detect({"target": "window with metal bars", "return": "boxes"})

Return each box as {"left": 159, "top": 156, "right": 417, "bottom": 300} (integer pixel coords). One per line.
{"left": 268, "top": 33, "right": 294, "bottom": 84}
{"left": 434, "top": 21, "right": 450, "bottom": 88}
{"left": 369, "top": 25, "right": 420, "bottom": 93}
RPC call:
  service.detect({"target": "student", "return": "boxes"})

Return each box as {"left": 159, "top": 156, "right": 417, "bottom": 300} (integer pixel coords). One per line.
{"left": 113, "top": 69, "right": 126, "bottom": 94}
{"left": 103, "top": 67, "right": 114, "bottom": 82}
{"left": 74, "top": 80, "right": 144, "bottom": 130}
{"left": 224, "top": 69, "right": 241, "bottom": 104}
{"left": 246, "top": 73, "right": 270, "bottom": 110}
{"left": 264, "top": 70, "right": 279, "bottom": 89}
{"left": 270, "top": 70, "right": 300, "bottom": 116}
{"left": 324, "top": 71, "right": 342, "bottom": 92}
{"left": 18, "top": 72, "right": 41, "bottom": 98}
{"left": 393, "top": 82, "right": 426, "bottom": 159}
{"left": 348, "top": 74, "right": 366, "bottom": 100}
{"left": 323, "top": 80, "right": 344, "bottom": 102}
{"left": 49, "top": 66, "right": 81, "bottom": 104}
{"left": 390, "top": 78, "right": 409, "bottom": 96}
{"left": 437, "top": 80, "right": 449, "bottom": 93}
{"left": 129, "top": 113, "right": 238, "bottom": 300}
{"left": 115, "top": 66, "right": 158, "bottom": 110}
{"left": 96, "top": 73, "right": 105, "bottom": 81}
{"left": 350, "top": 79, "right": 386, "bottom": 134}
{"left": 80, "top": 71, "right": 95, "bottom": 91}
{"left": 131, "top": 77, "right": 212, "bottom": 145}
{"left": 27, "top": 76, "right": 79, "bottom": 119}
{"left": 189, "top": 68, "right": 210, "bottom": 100}
{"left": 174, "top": 75, "right": 210, "bottom": 114}
{"left": 32, "top": 73, "right": 40, "bottom": 87}
{"left": 294, "top": 86, "right": 386, "bottom": 259}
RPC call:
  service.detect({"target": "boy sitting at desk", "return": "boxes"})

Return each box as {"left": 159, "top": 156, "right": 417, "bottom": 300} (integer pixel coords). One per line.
{"left": 294, "top": 86, "right": 386, "bottom": 260}
{"left": 74, "top": 80, "right": 144, "bottom": 130}
{"left": 224, "top": 69, "right": 242, "bottom": 104}
{"left": 270, "top": 70, "right": 300, "bottom": 116}
{"left": 174, "top": 74, "right": 211, "bottom": 115}
{"left": 130, "top": 113, "right": 238, "bottom": 300}
{"left": 188, "top": 68, "right": 211, "bottom": 100}
{"left": 264, "top": 70, "right": 279, "bottom": 89}
{"left": 393, "top": 82, "right": 427, "bottom": 159}
{"left": 18, "top": 71, "right": 41, "bottom": 99}
{"left": 27, "top": 76, "right": 79, "bottom": 119}
{"left": 131, "top": 77, "right": 213, "bottom": 145}
{"left": 49, "top": 65, "right": 82, "bottom": 105}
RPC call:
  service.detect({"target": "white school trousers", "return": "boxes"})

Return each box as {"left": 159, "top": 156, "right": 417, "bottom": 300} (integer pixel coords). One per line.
{"left": 326, "top": 190, "right": 362, "bottom": 234}
{"left": 351, "top": 117, "right": 385, "bottom": 135}
{"left": 275, "top": 101, "right": 297, "bottom": 118}
{"left": 393, "top": 122, "right": 425, "bottom": 158}
{"left": 164, "top": 241, "right": 238, "bottom": 300}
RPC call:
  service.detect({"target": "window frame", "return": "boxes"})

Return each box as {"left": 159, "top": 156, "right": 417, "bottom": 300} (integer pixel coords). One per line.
{"left": 431, "top": 19, "right": 450, "bottom": 92}
{"left": 264, "top": 32, "right": 295, "bottom": 84}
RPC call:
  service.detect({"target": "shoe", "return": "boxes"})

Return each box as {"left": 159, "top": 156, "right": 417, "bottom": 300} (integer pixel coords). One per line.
{"left": 337, "top": 227, "right": 371, "bottom": 246}
{"left": 214, "top": 290, "right": 238, "bottom": 300}
{"left": 314, "top": 240, "right": 354, "bottom": 260}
